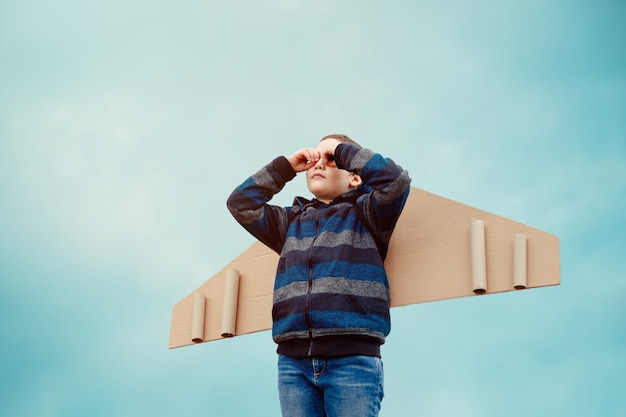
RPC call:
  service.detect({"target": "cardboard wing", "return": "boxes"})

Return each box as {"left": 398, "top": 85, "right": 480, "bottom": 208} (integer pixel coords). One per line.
{"left": 169, "top": 187, "right": 560, "bottom": 349}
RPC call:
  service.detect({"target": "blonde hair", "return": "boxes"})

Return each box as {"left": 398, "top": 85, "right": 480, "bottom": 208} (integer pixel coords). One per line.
{"left": 320, "top": 134, "right": 361, "bottom": 147}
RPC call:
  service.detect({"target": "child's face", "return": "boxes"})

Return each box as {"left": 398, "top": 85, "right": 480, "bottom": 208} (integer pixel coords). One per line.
{"left": 306, "top": 138, "right": 361, "bottom": 203}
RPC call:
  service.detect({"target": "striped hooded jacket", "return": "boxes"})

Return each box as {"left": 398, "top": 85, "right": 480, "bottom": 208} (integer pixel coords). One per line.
{"left": 227, "top": 143, "right": 411, "bottom": 358}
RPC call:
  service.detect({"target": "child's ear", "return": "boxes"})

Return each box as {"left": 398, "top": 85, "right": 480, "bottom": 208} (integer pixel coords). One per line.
{"left": 350, "top": 173, "right": 362, "bottom": 188}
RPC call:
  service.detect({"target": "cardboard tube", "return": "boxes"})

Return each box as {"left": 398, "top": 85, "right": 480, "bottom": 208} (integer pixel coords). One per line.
{"left": 470, "top": 219, "right": 487, "bottom": 294}
{"left": 514, "top": 233, "right": 527, "bottom": 289}
{"left": 221, "top": 269, "right": 240, "bottom": 338}
{"left": 191, "top": 292, "right": 206, "bottom": 343}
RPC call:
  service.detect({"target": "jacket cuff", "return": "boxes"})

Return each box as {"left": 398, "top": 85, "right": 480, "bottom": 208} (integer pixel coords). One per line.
{"left": 272, "top": 156, "right": 297, "bottom": 182}
{"left": 335, "top": 143, "right": 361, "bottom": 172}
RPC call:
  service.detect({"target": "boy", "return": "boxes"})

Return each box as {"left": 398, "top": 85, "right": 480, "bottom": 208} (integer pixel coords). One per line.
{"left": 227, "top": 134, "right": 411, "bottom": 417}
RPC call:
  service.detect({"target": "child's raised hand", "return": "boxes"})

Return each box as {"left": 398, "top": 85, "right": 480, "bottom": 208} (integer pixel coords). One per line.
{"left": 318, "top": 142, "right": 339, "bottom": 167}
{"left": 287, "top": 148, "right": 320, "bottom": 172}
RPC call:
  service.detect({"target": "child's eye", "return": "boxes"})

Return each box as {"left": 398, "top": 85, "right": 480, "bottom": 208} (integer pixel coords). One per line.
{"left": 326, "top": 155, "right": 335, "bottom": 162}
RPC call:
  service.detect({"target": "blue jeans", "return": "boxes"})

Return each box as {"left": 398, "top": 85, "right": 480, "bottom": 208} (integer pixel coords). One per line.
{"left": 278, "top": 354, "right": 384, "bottom": 417}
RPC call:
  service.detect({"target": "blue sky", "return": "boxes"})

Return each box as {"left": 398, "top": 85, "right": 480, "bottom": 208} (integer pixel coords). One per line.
{"left": 1, "top": 1, "right": 624, "bottom": 416}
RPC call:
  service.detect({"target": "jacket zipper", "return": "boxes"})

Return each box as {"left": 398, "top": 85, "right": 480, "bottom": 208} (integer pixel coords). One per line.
{"left": 305, "top": 209, "right": 320, "bottom": 357}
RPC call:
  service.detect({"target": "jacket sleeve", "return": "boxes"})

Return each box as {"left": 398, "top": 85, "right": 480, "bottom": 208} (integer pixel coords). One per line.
{"left": 335, "top": 143, "right": 412, "bottom": 253}
{"left": 226, "top": 156, "right": 296, "bottom": 254}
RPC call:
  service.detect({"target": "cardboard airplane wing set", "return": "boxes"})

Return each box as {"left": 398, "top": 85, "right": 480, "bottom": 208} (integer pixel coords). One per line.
{"left": 169, "top": 186, "right": 560, "bottom": 349}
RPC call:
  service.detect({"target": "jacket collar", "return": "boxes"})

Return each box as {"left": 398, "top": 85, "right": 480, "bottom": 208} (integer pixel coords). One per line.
{"left": 293, "top": 185, "right": 371, "bottom": 210}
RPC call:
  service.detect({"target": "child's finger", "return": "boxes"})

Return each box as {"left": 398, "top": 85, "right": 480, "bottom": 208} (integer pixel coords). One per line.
{"left": 304, "top": 149, "right": 320, "bottom": 165}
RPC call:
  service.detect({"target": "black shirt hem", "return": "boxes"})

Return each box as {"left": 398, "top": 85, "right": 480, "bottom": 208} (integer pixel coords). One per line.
{"left": 277, "top": 335, "right": 382, "bottom": 358}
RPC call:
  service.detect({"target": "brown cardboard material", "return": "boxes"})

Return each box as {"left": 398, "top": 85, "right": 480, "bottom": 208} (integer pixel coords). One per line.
{"left": 470, "top": 219, "right": 487, "bottom": 294}
{"left": 169, "top": 186, "right": 560, "bottom": 349}
{"left": 191, "top": 292, "right": 206, "bottom": 343}
{"left": 514, "top": 233, "right": 528, "bottom": 289}
{"left": 220, "top": 269, "right": 240, "bottom": 338}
